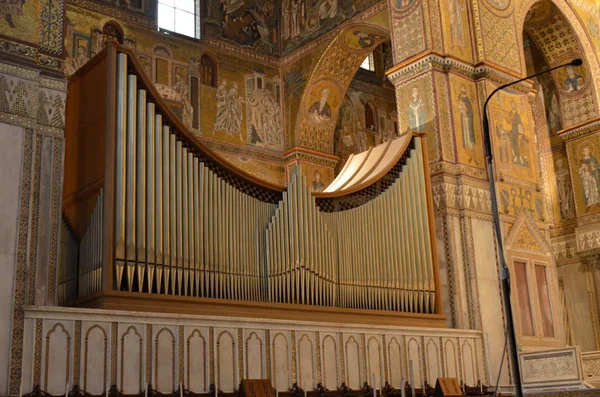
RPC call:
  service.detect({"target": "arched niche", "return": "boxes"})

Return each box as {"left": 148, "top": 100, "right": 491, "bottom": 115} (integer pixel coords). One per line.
{"left": 200, "top": 53, "right": 218, "bottom": 88}
{"left": 520, "top": 0, "right": 599, "bottom": 128}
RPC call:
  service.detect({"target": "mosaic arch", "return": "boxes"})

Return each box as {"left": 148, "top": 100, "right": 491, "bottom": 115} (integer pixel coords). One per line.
{"left": 518, "top": 0, "right": 600, "bottom": 117}
{"left": 296, "top": 22, "right": 390, "bottom": 154}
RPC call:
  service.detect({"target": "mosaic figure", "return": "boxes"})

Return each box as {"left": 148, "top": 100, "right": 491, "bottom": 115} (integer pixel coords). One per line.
{"left": 449, "top": 0, "right": 466, "bottom": 48}
{"left": 563, "top": 65, "right": 585, "bottom": 93}
{"left": 308, "top": 88, "right": 333, "bottom": 124}
{"left": 311, "top": 170, "right": 325, "bottom": 192}
{"left": 555, "top": 158, "right": 575, "bottom": 220}
{"left": 214, "top": 80, "right": 243, "bottom": 136}
{"left": 495, "top": 122, "right": 510, "bottom": 164}
{"left": 579, "top": 146, "right": 600, "bottom": 210}
{"left": 506, "top": 100, "right": 529, "bottom": 167}
{"left": 458, "top": 84, "right": 475, "bottom": 150}
{"left": 408, "top": 86, "right": 425, "bottom": 132}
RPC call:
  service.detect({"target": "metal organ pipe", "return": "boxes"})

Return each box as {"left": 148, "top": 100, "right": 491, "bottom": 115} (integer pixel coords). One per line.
{"left": 90, "top": 55, "right": 440, "bottom": 315}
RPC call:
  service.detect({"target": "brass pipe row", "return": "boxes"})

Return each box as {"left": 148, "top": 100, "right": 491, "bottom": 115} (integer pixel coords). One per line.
{"left": 78, "top": 189, "right": 104, "bottom": 298}
{"left": 266, "top": 170, "right": 337, "bottom": 306}
{"left": 112, "top": 65, "right": 279, "bottom": 298}
{"left": 319, "top": 143, "right": 436, "bottom": 313}
{"left": 110, "top": 60, "right": 435, "bottom": 312}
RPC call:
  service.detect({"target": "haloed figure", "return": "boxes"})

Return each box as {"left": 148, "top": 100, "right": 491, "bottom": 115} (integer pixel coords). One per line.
{"left": 312, "top": 171, "right": 325, "bottom": 192}
{"left": 579, "top": 146, "right": 600, "bottom": 211}
{"left": 563, "top": 65, "right": 585, "bottom": 93}
{"left": 408, "top": 86, "right": 426, "bottom": 132}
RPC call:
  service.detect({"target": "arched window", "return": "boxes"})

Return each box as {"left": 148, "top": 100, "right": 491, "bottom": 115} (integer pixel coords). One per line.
{"left": 200, "top": 54, "right": 217, "bottom": 88}
{"left": 365, "top": 102, "right": 377, "bottom": 133}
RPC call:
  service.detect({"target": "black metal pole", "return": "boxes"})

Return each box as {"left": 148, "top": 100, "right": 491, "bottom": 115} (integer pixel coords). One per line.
{"left": 480, "top": 58, "right": 582, "bottom": 397}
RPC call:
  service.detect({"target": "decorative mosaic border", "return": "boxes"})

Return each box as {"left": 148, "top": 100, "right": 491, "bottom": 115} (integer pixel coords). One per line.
{"left": 8, "top": 129, "right": 34, "bottom": 393}
{"left": 388, "top": 53, "right": 534, "bottom": 91}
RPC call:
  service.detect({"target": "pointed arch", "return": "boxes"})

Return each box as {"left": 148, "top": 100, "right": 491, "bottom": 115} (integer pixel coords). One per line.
{"left": 519, "top": 0, "right": 600, "bottom": 122}
{"left": 295, "top": 22, "right": 390, "bottom": 153}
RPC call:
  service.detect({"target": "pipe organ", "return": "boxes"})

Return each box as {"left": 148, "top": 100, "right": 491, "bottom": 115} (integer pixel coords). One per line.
{"left": 60, "top": 42, "right": 442, "bottom": 324}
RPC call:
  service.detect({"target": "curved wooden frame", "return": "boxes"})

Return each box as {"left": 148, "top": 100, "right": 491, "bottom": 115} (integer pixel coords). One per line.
{"left": 64, "top": 41, "right": 444, "bottom": 321}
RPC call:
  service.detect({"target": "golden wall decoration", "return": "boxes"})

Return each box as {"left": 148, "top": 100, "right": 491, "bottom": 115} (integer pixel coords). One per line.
{"left": 449, "top": 73, "right": 484, "bottom": 168}
{"left": 440, "top": 0, "right": 474, "bottom": 63}
{"left": 237, "top": 329, "right": 243, "bottom": 385}
{"left": 488, "top": 88, "right": 538, "bottom": 183}
{"left": 63, "top": 3, "right": 285, "bottom": 186}
{"left": 566, "top": 0, "right": 600, "bottom": 62}
{"left": 146, "top": 325, "right": 152, "bottom": 388}
{"left": 295, "top": 21, "right": 389, "bottom": 153}
{"left": 567, "top": 134, "right": 600, "bottom": 217}
{"left": 393, "top": 72, "right": 439, "bottom": 162}
{"left": 0, "top": 0, "right": 38, "bottom": 44}
{"left": 33, "top": 318, "right": 43, "bottom": 388}
{"left": 390, "top": 0, "right": 426, "bottom": 64}
{"left": 478, "top": 1, "right": 521, "bottom": 74}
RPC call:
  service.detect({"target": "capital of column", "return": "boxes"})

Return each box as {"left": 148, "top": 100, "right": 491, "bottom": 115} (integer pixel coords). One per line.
{"left": 386, "top": 51, "right": 534, "bottom": 92}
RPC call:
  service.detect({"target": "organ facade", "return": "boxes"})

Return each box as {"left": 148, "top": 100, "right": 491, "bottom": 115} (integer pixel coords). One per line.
{"left": 0, "top": 0, "right": 600, "bottom": 396}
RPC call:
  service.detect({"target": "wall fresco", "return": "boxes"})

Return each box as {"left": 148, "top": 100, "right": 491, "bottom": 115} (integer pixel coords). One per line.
{"left": 63, "top": 3, "right": 285, "bottom": 184}
{"left": 203, "top": 0, "right": 279, "bottom": 56}
{"left": 219, "top": 152, "right": 286, "bottom": 185}
{"left": 393, "top": 72, "right": 439, "bottom": 162}
{"left": 295, "top": 21, "right": 389, "bottom": 153}
{"left": 280, "top": 0, "right": 380, "bottom": 55}
{"left": 566, "top": 0, "right": 600, "bottom": 63}
{"left": 0, "top": 0, "right": 38, "bottom": 44}
{"left": 333, "top": 84, "right": 396, "bottom": 173}
{"left": 440, "top": 0, "right": 474, "bottom": 63}
{"left": 282, "top": 46, "right": 324, "bottom": 146}
{"left": 523, "top": 0, "right": 598, "bottom": 127}
{"left": 389, "top": 0, "right": 426, "bottom": 64}
{"left": 488, "top": 88, "right": 538, "bottom": 184}
{"left": 567, "top": 135, "right": 600, "bottom": 217}
{"left": 553, "top": 154, "right": 576, "bottom": 222}
{"left": 448, "top": 74, "right": 484, "bottom": 168}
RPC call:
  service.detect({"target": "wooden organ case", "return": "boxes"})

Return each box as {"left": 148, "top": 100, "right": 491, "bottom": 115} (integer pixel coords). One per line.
{"left": 60, "top": 41, "right": 445, "bottom": 327}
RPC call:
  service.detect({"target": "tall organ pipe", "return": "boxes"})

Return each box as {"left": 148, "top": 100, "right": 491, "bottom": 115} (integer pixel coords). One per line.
{"left": 102, "top": 52, "right": 438, "bottom": 315}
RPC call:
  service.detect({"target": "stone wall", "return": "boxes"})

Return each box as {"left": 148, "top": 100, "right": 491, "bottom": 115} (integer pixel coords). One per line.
{"left": 20, "top": 307, "right": 487, "bottom": 395}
